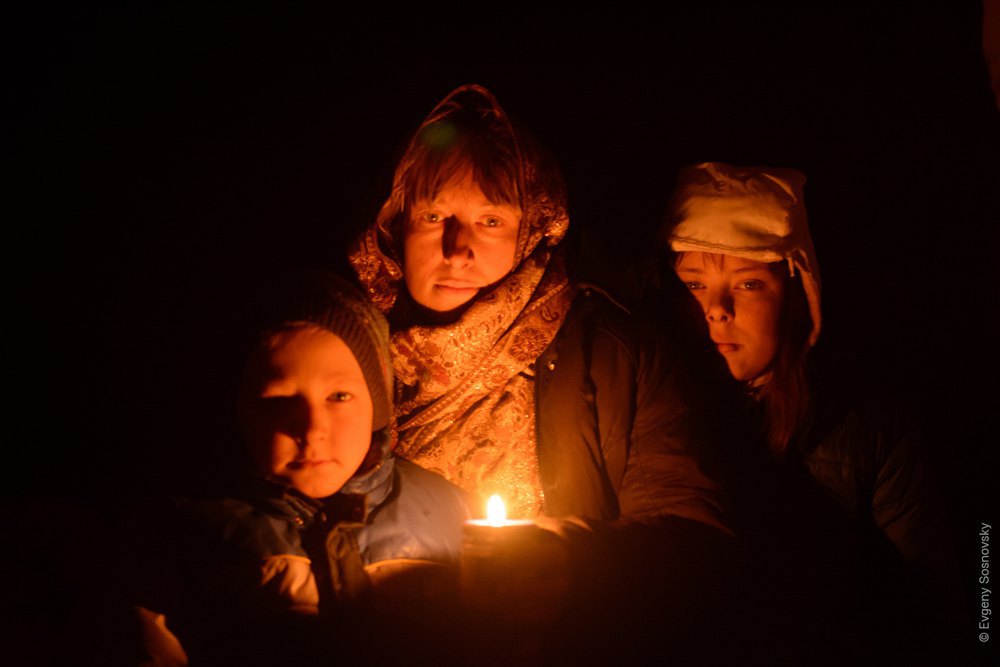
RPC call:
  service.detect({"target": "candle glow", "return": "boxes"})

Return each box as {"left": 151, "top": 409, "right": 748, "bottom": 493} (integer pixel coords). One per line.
{"left": 460, "top": 493, "right": 559, "bottom": 626}
{"left": 486, "top": 494, "right": 506, "bottom": 527}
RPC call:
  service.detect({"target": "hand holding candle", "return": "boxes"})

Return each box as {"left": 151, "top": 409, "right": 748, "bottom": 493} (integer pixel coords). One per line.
{"left": 460, "top": 495, "right": 570, "bottom": 627}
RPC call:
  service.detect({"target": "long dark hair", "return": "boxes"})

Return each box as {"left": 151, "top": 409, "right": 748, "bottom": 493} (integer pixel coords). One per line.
{"left": 756, "top": 269, "right": 814, "bottom": 458}
{"left": 665, "top": 251, "right": 815, "bottom": 459}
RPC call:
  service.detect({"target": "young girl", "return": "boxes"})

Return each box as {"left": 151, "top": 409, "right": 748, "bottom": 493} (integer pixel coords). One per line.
{"left": 661, "top": 161, "right": 967, "bottom": 662}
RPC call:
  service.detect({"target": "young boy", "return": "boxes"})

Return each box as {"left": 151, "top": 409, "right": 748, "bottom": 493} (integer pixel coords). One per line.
{"left": 133, "top": 271, "right": 470, "bottom": 666}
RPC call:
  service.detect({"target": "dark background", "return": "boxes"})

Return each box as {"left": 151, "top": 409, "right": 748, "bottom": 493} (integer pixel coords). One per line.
{"left": 4, "top": 0, "right": 997, "bottom": 659}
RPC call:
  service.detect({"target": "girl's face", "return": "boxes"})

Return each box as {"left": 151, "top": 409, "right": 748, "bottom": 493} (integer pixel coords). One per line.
{"left": 675, "top": 252, "right": 786, "bottom": 382}
{"left": 403, "top": 170, "right": 521, "bottom": 317}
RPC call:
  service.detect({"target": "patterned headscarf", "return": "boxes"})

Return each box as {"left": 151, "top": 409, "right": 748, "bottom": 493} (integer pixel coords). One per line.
{"left": 350, "top": 85, "right": 575, "bottom": 518}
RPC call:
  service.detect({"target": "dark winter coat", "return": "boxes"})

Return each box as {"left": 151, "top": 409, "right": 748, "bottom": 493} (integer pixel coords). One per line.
{"left": 733, "top": 383, "right": 968, "bottom": 664}
{"left": 536, "top": 284, "right": 730, "bottom": 532}
{"left": 531, "top": 285, "right": 741, "bottom": 664}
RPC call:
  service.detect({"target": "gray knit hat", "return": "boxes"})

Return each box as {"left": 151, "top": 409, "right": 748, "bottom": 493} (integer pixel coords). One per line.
{"left": 249, "top": 270, "right": 393, "bottom": 432}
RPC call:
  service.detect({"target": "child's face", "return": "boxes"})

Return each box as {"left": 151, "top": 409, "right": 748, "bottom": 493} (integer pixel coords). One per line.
{"left": 239, "top": 326, "right": 374, "bottom": 498}
{"left": 674, "top": 252, "right": 786, "bottom": 383}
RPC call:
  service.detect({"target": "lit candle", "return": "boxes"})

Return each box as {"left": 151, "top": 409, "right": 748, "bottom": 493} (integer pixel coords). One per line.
{"left": 464, "top": 494, "right": 537, "bottom": 530}
{"left": 460, "top": 495, "right": 544, "bottom": 616}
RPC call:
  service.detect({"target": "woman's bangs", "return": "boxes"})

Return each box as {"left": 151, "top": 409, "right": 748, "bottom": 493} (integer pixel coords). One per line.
{"left": 404, "top": 128, "right": 520, "bottom": 208}
{"left": 472, "top": 156, "right": 519, "bottom": 207}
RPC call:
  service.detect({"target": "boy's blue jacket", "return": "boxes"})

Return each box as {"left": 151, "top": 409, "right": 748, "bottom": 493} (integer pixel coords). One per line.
{"left": 135, "top": 449, "right": 470, "bottom": 665}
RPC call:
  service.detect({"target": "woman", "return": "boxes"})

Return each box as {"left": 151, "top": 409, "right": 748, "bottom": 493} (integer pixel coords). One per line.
{"left": 349, "top": 86, "right": 736, "bottom": 660}
{"left": 661, "top": 161, "right": 966, "bottom": 662}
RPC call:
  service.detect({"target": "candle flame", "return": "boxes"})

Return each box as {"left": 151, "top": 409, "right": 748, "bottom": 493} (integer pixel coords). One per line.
{"left": 486, "top": 494, "right": 506, "bottom": 527}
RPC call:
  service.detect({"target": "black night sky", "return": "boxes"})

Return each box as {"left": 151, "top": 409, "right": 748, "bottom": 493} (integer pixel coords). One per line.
{"left": 4, "top": 2, "right": 998, "bottom": 660}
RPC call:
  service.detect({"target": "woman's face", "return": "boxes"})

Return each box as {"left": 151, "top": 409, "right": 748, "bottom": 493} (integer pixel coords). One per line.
{"left": 674, "top": 252, "right": 786, "bottom": 382}
{"left": 403, "top": 171, "right": 521, "bottom": 317}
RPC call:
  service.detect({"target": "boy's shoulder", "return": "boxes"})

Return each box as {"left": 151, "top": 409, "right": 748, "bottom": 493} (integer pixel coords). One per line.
{"left": 392, "top": 457, "right": 474, "bottom": 514}
{"left": 169, "top": 493, "right": 312, "bottom": 560}
{"left": 359, "top": 457, "right": 471, "bottom": 565}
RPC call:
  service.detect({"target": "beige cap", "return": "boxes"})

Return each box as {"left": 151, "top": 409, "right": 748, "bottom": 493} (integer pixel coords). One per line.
{"left": 664, "top": 162, "right": 822, "bottom": 346}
